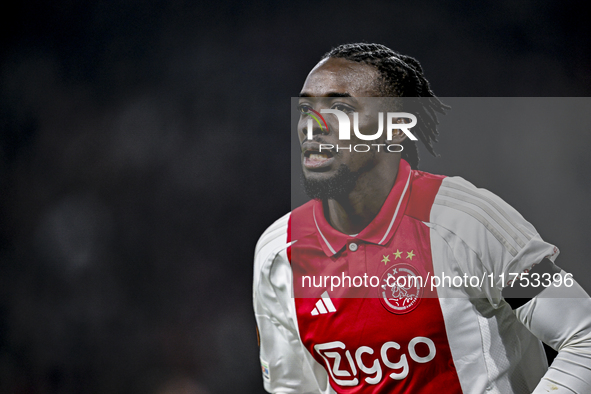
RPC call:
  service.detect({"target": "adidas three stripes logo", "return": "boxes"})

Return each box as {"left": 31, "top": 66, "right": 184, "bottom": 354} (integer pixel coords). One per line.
{"left": 311, "top": 291, "right": 336, "bottom": 315}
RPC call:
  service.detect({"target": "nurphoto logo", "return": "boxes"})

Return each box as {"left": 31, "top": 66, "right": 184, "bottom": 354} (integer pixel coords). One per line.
{"left": 303, "top": 108, "right": 417, "bottom": 153}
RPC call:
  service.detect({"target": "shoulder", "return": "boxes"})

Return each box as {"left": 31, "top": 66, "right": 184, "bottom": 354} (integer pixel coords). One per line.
{"left": 253, "top": 196, "right": 318, "bottom": 259}
{"left": 253, "top": 200, "right": 320, "bottom": 290}
{"left": 431, "top": 176, "right": 533, "bottom": 232}
{"left": 405, "top": 169, "right": 447, "bottom": 222}
{"left": 253, "top": 212, "right": 291, "bottom": 296}
{"left": 428, "top": 176, "right": 541, "bottom": 258}
{"left": 255, "top": 212, "right": 291, "bottom": 259}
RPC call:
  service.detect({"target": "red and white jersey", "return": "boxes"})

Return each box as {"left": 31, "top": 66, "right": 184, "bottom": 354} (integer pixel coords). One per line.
{"left": 253, "top": 160, "right": 560, "bottom": 394}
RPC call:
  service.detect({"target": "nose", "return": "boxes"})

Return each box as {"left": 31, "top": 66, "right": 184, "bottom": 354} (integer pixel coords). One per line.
{"left": 304, "top": 117, "right": 324, "bottom": 139}
{"left": 300, "top": 113, "right": 329, "bottom": 141}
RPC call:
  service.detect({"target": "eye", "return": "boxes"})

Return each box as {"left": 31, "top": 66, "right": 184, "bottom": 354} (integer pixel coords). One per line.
{"left": 332, "top": 103, "right": 354, "bottom": 113}
{"left": 298, "top": 104, "right": 312, "bottom": 114}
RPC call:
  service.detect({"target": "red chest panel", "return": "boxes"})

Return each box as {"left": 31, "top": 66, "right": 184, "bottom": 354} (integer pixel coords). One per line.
{"left": 291, "top": 217, "right": 463, "bottom": 393}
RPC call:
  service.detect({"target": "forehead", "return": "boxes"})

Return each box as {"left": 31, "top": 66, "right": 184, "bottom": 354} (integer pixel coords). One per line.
{"left": 300, "top": 57, "right": 382, "bottom": 97}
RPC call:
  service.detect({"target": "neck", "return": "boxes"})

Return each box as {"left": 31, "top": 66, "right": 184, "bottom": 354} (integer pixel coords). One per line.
{"left": 325, "top": 158, "right": 401, "bottom": 235}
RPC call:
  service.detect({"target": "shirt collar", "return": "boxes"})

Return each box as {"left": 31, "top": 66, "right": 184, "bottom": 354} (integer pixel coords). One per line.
{"left": 312, "top": 159, "right": 413, "bottom": 257}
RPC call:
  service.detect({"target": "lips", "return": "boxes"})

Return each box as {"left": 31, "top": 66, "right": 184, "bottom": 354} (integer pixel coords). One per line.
{"left": 302, "top": 143, "right": 335, "bottom": 169}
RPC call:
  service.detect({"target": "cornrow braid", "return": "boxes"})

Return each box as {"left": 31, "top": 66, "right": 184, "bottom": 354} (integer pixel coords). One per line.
{"left": 322, "top": 43, "right": 449, "bottom": 169}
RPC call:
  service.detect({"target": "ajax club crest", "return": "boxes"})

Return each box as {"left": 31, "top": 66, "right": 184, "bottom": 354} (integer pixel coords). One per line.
{"left": 379, "top": 263, "right": 423, "bottom": 314}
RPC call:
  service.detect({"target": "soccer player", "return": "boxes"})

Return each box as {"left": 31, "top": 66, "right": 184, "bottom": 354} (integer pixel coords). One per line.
{"left": 253, "top": 43, "right": 591, "bottom": 393}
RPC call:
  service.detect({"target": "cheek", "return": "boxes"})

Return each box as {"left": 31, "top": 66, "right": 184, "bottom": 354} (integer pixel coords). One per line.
{"left": 325, "top": 117, "right": 342, "bottom": 137}
{"left": 298, "top": 130, "right": 305, "bottom": 144}
{"left": 347, "top": 149, "right": 376, "bottom": 171}
{"left": 297, "top": 118, "right": 306, "bottom": 142}
{"left": 352, "top": 116, "right": 383, "bottom": 143}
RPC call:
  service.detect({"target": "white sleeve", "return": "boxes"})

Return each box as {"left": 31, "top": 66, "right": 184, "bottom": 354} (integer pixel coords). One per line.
{"left": 432, "top": 177, "right": 591, "bottom": 392}
{"left": 253, "top": 214, "right": 320, "bottom": 394}
{"left": 515, "top": 272, "right": 591, "bottom": 394}
{"left": 430, "top": 176, "right": 559, "bottom": 306}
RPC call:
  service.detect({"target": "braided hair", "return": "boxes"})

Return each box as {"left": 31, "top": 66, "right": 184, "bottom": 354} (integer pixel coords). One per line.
{"left": 322, "top": 43, "right": 449, "bottom": 169}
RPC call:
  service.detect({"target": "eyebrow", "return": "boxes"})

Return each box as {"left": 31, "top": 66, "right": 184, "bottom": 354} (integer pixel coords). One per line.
{"left": 298, "top": 92, "right": 353, "bottom": 98}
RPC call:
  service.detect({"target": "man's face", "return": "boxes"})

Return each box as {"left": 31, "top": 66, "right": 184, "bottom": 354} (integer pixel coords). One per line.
{"left": 297, "top": 57, "right": 391, "bottom": 199}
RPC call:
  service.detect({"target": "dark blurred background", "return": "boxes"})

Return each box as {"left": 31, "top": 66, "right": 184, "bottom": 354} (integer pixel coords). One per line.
{"left": 0, "top": 0, "right": 589, "bottom": 393}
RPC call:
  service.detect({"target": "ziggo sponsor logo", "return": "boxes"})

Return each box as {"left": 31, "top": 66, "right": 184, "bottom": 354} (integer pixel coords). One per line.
{"left": 314, "top": 337, "right": 436, "bottom": 386}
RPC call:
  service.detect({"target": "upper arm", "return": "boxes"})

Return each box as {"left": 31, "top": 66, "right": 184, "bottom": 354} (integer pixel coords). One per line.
{"left": 253, "top": 215, "right": 320, "bottom": 394}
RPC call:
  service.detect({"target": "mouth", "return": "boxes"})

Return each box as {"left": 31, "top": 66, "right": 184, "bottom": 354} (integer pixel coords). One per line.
{"left": 303, "top": 149, "right": 335, "bottom": 169}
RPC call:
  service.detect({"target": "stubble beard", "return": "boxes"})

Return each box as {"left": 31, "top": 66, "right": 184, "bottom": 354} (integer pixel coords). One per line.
{"left": 302, "top": 164, "right": 360, "bottom": 200}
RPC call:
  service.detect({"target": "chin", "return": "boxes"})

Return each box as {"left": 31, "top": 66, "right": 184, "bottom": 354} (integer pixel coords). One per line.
{"left": 302, "top": 169, "right": 333, "bottom": 182}
{"left": 301, "top": 164, "right": 359, "bottom": 200}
